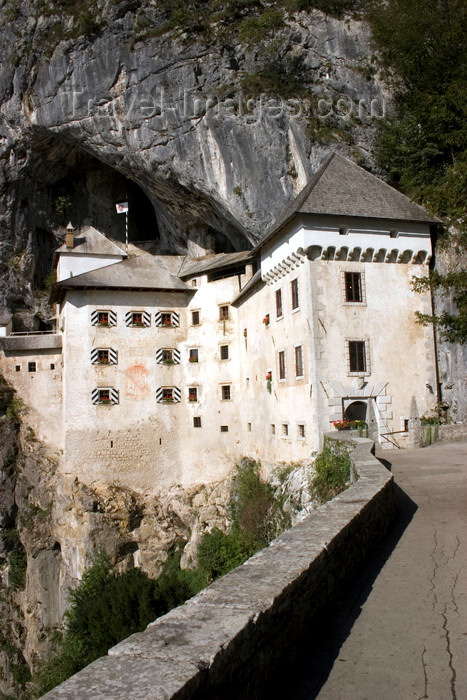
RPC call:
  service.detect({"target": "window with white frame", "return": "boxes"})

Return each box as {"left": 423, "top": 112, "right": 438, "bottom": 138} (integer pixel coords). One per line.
{"left": 219, "top": 305, "right": 229, "bottom": 320}
{"left": 278, "top": 350, "right": 286, "bottom": 380}
{"left": 188, "top": 387, "right": 198, "bottom": 402}
{"left": 275, "top": 289, "right": 283, "bottom": 318}
{"left": 189, "top": 348, "right": 199, "bottom": 363}
{"left": 221, "top": 384, "right": 231, "bottom": 401}
{"left": 295, "top": 345, "right": 304, "bottom": 378}
{"left": 343, "top": 271, "right": 365, "bottom": 304}
{"left": 291, "top": 278, "right": 299, "bottom": 310}
{"left": 347, "top": 340, "right": 370, "bottom": 375}
{"left": 219, "top": 344, "right": 229, "bottom": 361}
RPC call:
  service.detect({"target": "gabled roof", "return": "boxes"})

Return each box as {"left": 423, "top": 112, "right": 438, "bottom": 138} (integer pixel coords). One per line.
{"left": 178, "top": 251, "right": 254, "bottom": 278}
{"left": 49, "top": 254, "right": 191, "bottom": 304}
{"left": 55, "top": 226, "right": 126, "bottom": 258}
{"left": 231, "top": 269, "right": 263, "bottom": 306}
{"left": 257, "top": 152, "right": 440, "bottom": 250}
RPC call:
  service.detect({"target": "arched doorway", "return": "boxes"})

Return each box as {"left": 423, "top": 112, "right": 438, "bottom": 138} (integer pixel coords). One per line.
{"left": 344, "top": 400, "right": 367, "bottom": 422}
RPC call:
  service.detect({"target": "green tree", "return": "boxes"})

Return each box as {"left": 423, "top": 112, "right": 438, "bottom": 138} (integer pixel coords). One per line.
{"left": 368, "top": 0, "right": 467, "bottom": 341}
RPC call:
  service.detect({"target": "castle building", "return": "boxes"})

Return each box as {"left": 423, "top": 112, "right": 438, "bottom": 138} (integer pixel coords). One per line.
{"left": 0, "top": 154, "right": 439, "bottom": 491}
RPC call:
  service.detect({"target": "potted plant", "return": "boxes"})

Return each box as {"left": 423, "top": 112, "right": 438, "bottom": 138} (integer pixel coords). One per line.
{"left": 333, "top": 419, "right": 351, "bottom": 431}
{"left": 188, "top": 394, "right": 197, "bottom": 402}
{"left": 189, "top": 356, "right": 198, "bottom": 363}
{"left": 263, "top": 314, "right": 270, "bottom": 326}
{"left": 266, "top": 371, "right": 272, "bottom": 393}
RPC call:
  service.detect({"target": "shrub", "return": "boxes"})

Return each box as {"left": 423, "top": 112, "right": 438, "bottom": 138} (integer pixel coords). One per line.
{"left": 309, "top": 437, "right": 352, "bottom": 504}
{"left": 33, "top": 550, "right": 205, "bottom": 696}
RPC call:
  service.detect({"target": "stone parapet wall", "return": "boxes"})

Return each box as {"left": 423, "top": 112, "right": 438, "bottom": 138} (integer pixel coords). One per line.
{"left": 438, "top": 423, "right": 467, "bottom": 442}
{"left": 0, "top": 334, "right": 62, "bottom": 351}
{"left": 43, "top": 436, "right": 395, "bottom": 700}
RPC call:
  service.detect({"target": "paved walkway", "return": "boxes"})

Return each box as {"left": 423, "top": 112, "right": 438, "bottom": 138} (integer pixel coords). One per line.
{"left": 267, "top": 441, "right": 467, "bottom": 700}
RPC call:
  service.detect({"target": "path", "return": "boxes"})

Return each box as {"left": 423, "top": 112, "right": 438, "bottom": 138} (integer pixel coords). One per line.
{"left": 264, "top": 441, "right": 467, "bottom": 700}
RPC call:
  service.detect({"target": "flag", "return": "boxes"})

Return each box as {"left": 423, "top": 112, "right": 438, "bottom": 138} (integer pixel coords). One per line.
{"left": 116, "top": 202, "right": 128, "bottom": 214}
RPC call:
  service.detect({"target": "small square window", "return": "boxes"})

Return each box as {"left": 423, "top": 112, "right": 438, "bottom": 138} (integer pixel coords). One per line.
{"left": 161, "top": 313, "right": 173, "bottom": 327}
{"left": 15, "top": 365, "right": 20, "bottom": 372}
{"left": 131, "top": 312, "right": 144, "bottom": 326}
{"left": 220, "top": 344, "right": 229, "bottom": 361}
{"left": 220, "top": 425, "right": 229, "bottom": 432}
{"left": 97, "top": 311, "right": 109, "bottom": 326}
{"left": 98, "top": 389, "right": 110, "bottom": 404}
{"left": 271, "top": 424, "right": 275, "bottom": 435}
{"left": 161, "top": 388, "right": 174, "bottom": 402}
{"left": 50, "top": 363, "right": 55, "bottom": 370}
{"left": 97, "top": 349, "right": 110, "bottom": 364}
{"left": 291, "top": 278, "right": 299, "bottom": 310}
{"left": 221, "top": 385, "right": 231, "bottom": 401}
{"left": 161, "top": 349, "right": 174, "bottom": 364}
{"left": 275, "top": 289, "right": 283, "bottom": 318}
{"left": 219, "top": 305, "right": 229, "bottom": 320}
{"left": 189, "top": 348, "right": 199, "bottom": 363}
{"left": 188, "top": 387, "right": 198, "bottom": 402}
{"left": 193, "top": 416, "right": 202, "bottom": 428}
{"left": 191, "top": 279, "right": 197, "bottom": 287}
{"left": 282, "top": 423, "right": 289, "bottom": 437}
{"left": 192, "top": 310, "right": 200, "bottom": 325}
{"left": 28, "top": 362, "right": 36, "bottom": 373}
{"left": 403, "top": 418, "right": 409, "bottom": 432}
{"left": 247, "top": 422, "right": 251, "bottom": 432}
{"left": 298, "top": 424, "right": 305, "bottom": 439}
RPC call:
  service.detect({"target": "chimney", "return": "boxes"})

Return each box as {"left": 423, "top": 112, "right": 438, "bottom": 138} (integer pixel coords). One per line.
{"left": 65, "top": 222, "right": 75, "bottom": 249}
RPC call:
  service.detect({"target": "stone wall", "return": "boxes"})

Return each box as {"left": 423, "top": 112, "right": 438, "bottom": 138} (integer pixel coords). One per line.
{"left": 43, "top": 436, "right": 396, "bottom": 700}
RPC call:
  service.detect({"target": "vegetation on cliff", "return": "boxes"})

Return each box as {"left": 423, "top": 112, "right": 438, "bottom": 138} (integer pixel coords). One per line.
{"left": 368, "top": 0, "right": 467, "bottom": 342}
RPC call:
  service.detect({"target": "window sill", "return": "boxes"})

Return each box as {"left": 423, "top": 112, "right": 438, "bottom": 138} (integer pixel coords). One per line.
{"left": 291, "top": 307, "right": 300, "bottom": 314}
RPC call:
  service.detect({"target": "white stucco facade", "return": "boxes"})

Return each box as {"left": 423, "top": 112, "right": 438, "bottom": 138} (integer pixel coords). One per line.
{"left": 0, "top": 154, "right": 440, "bottom": 492}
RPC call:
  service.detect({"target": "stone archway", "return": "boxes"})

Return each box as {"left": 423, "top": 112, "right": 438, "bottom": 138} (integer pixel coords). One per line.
{"left": 344, "top": 400, "right": 367, "bottom": 422}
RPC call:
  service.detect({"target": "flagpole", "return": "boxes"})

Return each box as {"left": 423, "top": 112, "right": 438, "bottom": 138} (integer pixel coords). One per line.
{"left": 126, "top": 209, "right": 128, "bottom": 254}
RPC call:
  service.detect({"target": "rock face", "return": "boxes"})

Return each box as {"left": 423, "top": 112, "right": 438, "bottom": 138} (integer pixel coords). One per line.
{"left": 0, "top": 8, "right": 386, "bottom": 310}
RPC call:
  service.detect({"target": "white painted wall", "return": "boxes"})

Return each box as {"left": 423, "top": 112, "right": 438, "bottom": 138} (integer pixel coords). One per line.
{"left": 57, "top": 254, "right": 124, "bottom": 282}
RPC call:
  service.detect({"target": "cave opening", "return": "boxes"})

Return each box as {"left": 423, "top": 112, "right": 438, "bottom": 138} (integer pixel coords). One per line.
{"left": 48, "top": 150, "right": 160, "bottom": 245}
